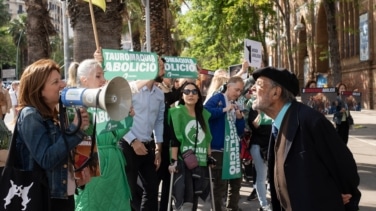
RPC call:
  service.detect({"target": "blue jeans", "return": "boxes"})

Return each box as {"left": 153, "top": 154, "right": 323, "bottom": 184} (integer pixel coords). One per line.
{"left": 250, "top": 144, "right": 268, "bottom": 207}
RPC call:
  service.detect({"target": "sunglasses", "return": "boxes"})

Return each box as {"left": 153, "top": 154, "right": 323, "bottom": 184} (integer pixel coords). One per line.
{"left": 182, "top": 89, "right": 199, "bottom": 95}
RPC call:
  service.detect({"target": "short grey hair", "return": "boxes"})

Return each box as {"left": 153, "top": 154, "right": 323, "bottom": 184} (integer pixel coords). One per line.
{"left": 271, "top": 80, "right": 296, "bottom": 103}
{"left": 76, "top": 59, "right": 102, "bottom": 86}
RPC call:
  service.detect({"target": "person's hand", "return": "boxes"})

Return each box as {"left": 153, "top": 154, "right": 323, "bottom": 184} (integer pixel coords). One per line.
{"left": 128, "top": 106, "right": 135, "bottom": 117}
{"left": 168, "top": 161, "right": 178, "bottom": 173}
{"left": 341, "top": 194, "right": 352, "bottom": 204}
{"left": 207, "top": 155, "right": 217, "bottom": 167}
{"left": 131, "top": 140, "right": 148, "bottom": 155}
{"left": 241, "top": 60, "right": 249, "bottom": 72}
{"left": 223, "top": 103, "right": 235, "bottom": 112}
{"left": 252, "top": 113, "right": 261, "bottom": 127}
{"left": 73, "top": 107, "right": 90, "bottom": 131}
{"left": 154, "top": 150, "right": 161, "bottom": 171}
{"left": 93, "top": 47, "right": 103, "bottom": 62}
{"left": 235, "top": 108, "right": 243, "bottom": 119}
{"left": 75, "top": 167, "right": 91, "bottom": 187}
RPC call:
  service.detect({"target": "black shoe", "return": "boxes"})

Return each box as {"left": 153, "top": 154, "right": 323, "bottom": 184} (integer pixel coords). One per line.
{"left": 247, "top": 189, "right": 257, "bottom": 201}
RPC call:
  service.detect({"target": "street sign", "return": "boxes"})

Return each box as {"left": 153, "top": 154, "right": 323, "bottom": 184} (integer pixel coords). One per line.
{"left": 1, "top": 69, "right": 16, "bottom": 79}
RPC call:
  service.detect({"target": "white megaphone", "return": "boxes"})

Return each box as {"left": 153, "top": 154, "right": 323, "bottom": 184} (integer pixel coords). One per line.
{"left": 60, "top": 76, "right": 132, "bottom": 121}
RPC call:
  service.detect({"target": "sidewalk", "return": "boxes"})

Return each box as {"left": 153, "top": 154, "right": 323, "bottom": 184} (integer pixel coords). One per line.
{"left": 345, "top": 110, "right": 376, "bottom": 210}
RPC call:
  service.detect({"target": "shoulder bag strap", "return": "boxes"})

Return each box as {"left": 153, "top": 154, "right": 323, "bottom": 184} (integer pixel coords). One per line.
{"left": 193, "top": 120, "right": 198, "bottom": 154}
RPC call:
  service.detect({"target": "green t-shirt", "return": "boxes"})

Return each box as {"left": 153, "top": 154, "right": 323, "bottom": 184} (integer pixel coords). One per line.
{"left": 169, "top": 105, "right": 212, "bottom": 166}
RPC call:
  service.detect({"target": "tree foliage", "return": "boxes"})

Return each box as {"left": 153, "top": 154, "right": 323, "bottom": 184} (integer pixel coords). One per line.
{"left": 8, "top": 15, "right": 27, "bottom": 76}
{"left": 177, "top": 0, "right": 275, "bottom": 70}
{"left": 0, "top": 0, "right": 11, "bottom": 27}
{"left": 0, "top": 30, "right": 17, "bottom": 67}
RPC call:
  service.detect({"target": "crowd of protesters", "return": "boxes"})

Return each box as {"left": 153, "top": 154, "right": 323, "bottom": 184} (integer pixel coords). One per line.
{"left": 0, "top": 49, "right": 361, "bottom": 211}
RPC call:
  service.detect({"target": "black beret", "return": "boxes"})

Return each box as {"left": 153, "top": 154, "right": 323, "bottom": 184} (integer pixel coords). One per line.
{"left": 252, "top": 66, "right": 299, "bottom": 96}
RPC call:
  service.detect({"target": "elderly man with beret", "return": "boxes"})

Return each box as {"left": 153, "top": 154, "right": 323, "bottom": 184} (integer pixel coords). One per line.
{"left": 250, "top": 67, "right": 361, "bottom": 211}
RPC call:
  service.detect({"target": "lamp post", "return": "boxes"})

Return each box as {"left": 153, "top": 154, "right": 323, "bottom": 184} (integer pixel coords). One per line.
{"left": 294, "top": 23, "right": 305, "bottom": 32}
{"left": 16, "top": 30, "right": 24, "bottom": 80}
{"left": 268, "top": 33, "right": 286, "bottom": 68}
{"left": 141, "top": 0, "right": 150, "bottom": 52}
{"left": 127, "top": 11, "right": 133, "bottom": 51}
{"left": 62, "top": 0, "right": 70, "bottom": 80}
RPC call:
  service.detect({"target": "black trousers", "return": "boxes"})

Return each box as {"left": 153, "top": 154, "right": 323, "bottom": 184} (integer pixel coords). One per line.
{"left": 50, "top": 195, "right": 74, "bottom": 211}
{"left": 336, "top": 121, "right": 349, "bottom": 144}
{"left": 157, "top": 144, "right": 172, "bottom": 211}
{"left": 121, "top": 140, "right": 159, "bottom": 211}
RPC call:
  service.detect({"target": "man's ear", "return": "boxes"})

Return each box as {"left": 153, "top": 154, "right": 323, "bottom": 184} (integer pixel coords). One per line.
{"left": 273, "top": 86, "right": 281, "bottom": 98}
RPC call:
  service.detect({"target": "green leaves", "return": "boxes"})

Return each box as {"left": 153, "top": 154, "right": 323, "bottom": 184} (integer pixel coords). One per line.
{"left": 177, "top": 0, "right": 273, "bottom": 70}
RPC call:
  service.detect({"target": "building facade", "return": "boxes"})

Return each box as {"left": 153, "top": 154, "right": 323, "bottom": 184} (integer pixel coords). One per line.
{"left": 268, "top": 0, "right": 375, "bottom": 109}
{"left": 4, "top": 0, "right": 67, "bottom": 38}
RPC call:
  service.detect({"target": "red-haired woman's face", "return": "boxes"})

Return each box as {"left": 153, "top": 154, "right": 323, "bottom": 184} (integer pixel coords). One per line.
{"left": 41, "top": 70, "right": 66, "bottom": 109}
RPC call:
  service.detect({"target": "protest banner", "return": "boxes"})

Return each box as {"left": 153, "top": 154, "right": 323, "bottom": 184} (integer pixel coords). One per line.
{"left": 301, "top": 88, "right": 338, "bottom": 114}
{"left": 163, "top": 56, "right": 198, "bottom": 79}
{"left": 244, "top": 39, "right": 262, "bottom": 68}
{"left": 102, "top": 49, "right": 159, "bottom": 80}
{"left": 340, "top": 91, "right": 362, "bottom": 111}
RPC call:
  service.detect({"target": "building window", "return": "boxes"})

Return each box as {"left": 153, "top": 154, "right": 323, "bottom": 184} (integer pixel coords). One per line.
{"left": 17, "top": 5, "right": 23, "bottom": 14}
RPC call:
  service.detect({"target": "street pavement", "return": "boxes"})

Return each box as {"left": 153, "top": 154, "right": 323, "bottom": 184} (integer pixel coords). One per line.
{"left": 3, "top": 109, "right": 376, "bottom": 210}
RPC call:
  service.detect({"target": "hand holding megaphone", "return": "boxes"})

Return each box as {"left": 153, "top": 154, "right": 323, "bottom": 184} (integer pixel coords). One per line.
{"left": 60, "top": 77, "right": 132, "bottom": 121}
{"left": 72, "top": 107, "right": 90, "bottom": 131}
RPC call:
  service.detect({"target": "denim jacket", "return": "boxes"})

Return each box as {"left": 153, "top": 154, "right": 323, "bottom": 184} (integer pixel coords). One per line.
{"left": 15, "top": 106, "right": 86, "bottom": 198}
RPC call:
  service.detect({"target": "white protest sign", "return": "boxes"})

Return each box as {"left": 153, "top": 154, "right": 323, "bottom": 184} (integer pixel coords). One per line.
{"left": 244, "top": 39, "right": 262, "bottom": 68}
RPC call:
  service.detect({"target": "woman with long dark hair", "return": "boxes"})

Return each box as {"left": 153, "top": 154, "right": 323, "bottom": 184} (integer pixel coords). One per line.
{"left": 168, "top": 82, "right": 214, "bottom": 210}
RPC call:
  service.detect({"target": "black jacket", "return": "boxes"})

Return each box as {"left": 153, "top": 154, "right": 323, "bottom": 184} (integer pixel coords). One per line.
{"left": 269, "top": 101, "right": 360, "bottom": 211}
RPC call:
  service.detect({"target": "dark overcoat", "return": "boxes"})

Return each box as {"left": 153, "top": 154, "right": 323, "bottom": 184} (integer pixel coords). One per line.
{"left": 268, "top": 101, "right": 361, "bottom": 211}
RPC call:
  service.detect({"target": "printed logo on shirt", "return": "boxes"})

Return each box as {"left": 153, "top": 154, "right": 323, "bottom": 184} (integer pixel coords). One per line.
{"left": 184, "top": 120, "right": 204, "bottom": 145}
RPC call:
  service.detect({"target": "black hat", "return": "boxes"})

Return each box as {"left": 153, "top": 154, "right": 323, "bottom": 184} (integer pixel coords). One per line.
{"left": 252, "top": 67, "right": 299, "bottom": 96}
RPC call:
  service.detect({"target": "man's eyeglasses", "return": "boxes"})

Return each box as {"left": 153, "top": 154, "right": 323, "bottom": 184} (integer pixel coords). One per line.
{"left": 182, "top": 89, "right": 199, "bottom": 95}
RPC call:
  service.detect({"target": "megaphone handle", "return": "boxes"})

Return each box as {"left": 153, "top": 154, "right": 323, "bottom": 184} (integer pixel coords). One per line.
{"left": 62, "top": 107, "right": 82, "bottom": 135}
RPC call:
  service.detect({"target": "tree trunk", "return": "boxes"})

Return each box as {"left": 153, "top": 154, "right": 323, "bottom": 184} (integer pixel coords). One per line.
{"left": 149, "top": 0, "right": 163, "bottom": 54}
{"left": 284, "top": 2, "right": 294, "bottom": 73}
{"left": 149, "top": 0, "right": 172, "bottom": 55}
{"left": 323, "top": 1, "right": 341, "bottom": 87}
{"left": 132, "top": 30, "right": 142, "bottom": 52}
{"left": 68, "top": 0, "right": 124, "bottom": 62}
{"left": 25, "top": 0, "right": 56, "bottom": 64}
{"left": 274, "top": 1, "right": 294, "bottom": 72}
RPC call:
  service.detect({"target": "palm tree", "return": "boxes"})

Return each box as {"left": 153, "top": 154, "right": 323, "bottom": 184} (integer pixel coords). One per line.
{"left": 67, "top": 0, "right": 124, "bottom": 62}
{"left": 25, "top": 0, "right": 56, "bottom": 64}
{"left": 123, "top": 0, "right": 144, "bottom": 51}
{"left": 8, "top": 15, "right": 27, "bottom": 77}
{"left": 149, "top": 0, "right": 174, "bottom": 55}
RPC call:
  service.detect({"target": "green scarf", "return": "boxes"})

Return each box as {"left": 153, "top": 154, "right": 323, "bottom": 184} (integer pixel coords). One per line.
{"left": 222, "top": 113, "right": 242, "bottom": 179}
